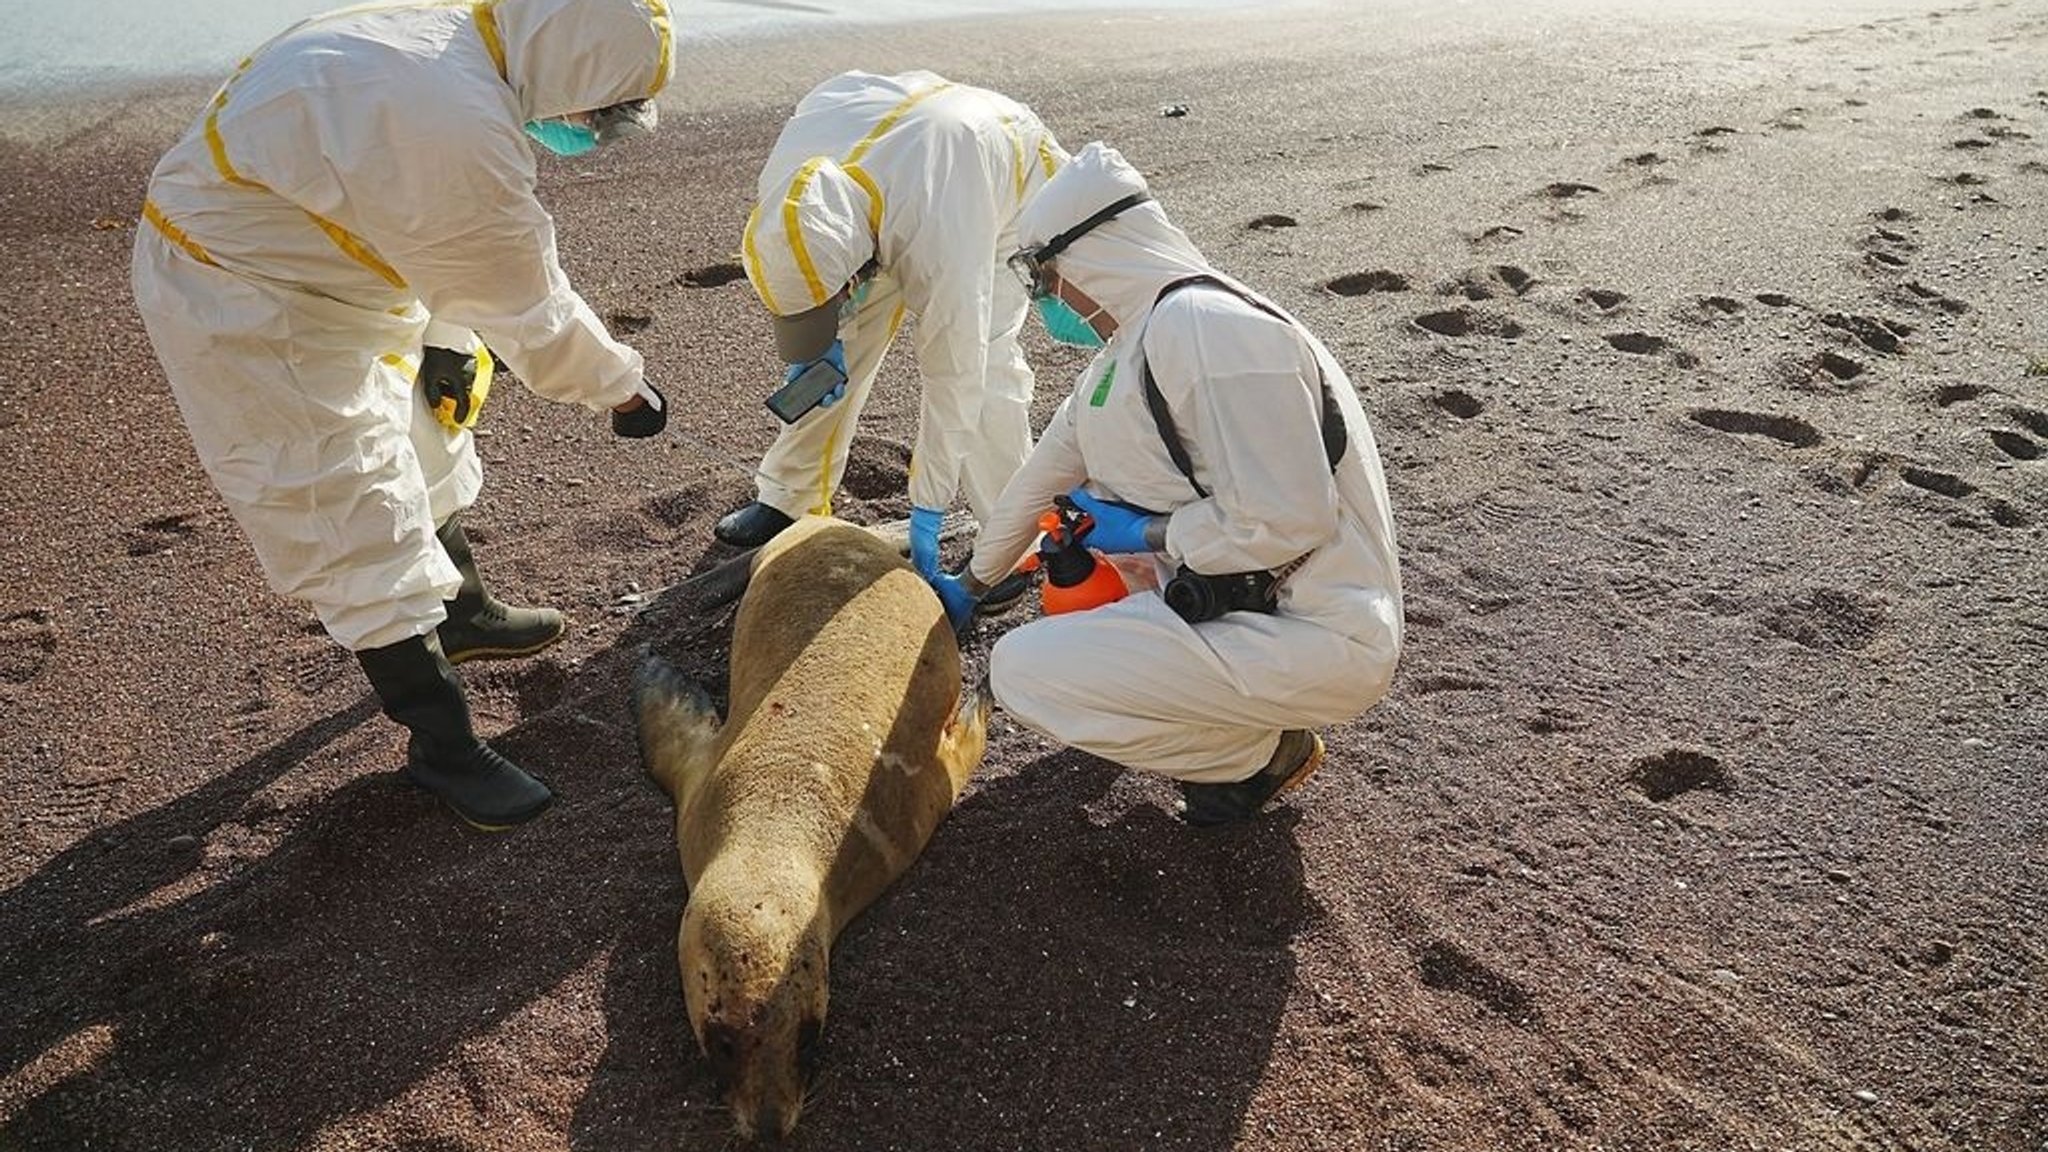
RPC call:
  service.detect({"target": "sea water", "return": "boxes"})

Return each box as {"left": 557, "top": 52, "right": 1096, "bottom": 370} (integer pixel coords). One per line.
{"left": 1, "top": 0, "right": 1253, "bottom": 98}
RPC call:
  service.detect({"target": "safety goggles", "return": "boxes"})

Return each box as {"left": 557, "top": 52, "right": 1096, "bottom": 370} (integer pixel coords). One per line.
{"left": 1006, "top": 191, "right": 1153, "bottom": 298}
{"left": 590, "top": 99, "right": 658, "bottom": 145}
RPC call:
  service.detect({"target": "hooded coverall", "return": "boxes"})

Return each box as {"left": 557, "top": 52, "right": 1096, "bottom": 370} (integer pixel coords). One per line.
{"left": 970, "top": 144, "right": 1404, "bottom": 784}
{"left": 131, "top": 0, "right": 673, "bottom": 651}
{"left": 739, "top": 70, "right": 1067, "bottom": 524}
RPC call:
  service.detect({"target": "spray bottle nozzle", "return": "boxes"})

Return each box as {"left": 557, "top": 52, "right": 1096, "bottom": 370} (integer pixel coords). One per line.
{"left": 1036, "top": 495, "right": 1128, "bottom": 613}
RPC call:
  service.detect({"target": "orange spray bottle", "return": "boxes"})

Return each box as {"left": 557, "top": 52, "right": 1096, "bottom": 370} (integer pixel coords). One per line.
{"left": 1037, "top": 494, "right": 1130, "bottom": 615}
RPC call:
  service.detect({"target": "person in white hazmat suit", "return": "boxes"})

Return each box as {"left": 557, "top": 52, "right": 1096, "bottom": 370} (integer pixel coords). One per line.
{"left": 130, "top": 0, "right": 675, "bottom": 830}
{"left": 932, "top": 143, "right": 1404, "bottom": 826}
{"left": 716, "top": 70, "right": 1065, "bottom": 608}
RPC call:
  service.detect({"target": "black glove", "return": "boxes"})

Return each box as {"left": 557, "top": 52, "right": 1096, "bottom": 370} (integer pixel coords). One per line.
{"left": 420, "top": 346, "right": 483, "bottom": 430}
{"left": 612, "top": 383, "right": 668, "bottom": 438}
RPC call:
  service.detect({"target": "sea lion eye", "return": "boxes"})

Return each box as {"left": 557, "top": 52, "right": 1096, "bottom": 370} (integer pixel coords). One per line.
{"left": 795, "top": 1019, "right": 824, "bottom": 1084}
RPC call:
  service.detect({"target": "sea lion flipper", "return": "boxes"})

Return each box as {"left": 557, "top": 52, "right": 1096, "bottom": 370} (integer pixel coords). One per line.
{"left": 632, "top": 655, "right": 722, "bottom": 801}
{"left": 935, "top": 672, "right": 992, "bottom": 793}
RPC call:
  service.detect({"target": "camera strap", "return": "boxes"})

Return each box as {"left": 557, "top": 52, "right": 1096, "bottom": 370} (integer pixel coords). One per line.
{"left": 1137, "top": 275, "right": 1346, "bottom": 502}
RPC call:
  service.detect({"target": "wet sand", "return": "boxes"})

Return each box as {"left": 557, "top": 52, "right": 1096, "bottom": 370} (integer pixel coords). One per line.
{"left": 2, "top": 1, "right": 2045, "bottom": 1148}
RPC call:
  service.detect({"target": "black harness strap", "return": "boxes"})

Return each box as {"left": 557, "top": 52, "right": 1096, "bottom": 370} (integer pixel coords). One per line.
{"left": 1138, "top": 275, "right": 1346, "bottom": 500}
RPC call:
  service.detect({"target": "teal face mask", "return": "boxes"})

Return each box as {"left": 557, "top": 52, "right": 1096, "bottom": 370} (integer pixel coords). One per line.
{"left": 1035, "top": 295, "right": 1106, "bottom": 348}
{"left": 524, "top": 119, "right": 598, "bottom": 157}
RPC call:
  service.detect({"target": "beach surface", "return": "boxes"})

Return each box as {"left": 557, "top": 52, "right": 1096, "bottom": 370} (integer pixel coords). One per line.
{"left": 2, "top": 1, "right": 2044, "bottom": 1149}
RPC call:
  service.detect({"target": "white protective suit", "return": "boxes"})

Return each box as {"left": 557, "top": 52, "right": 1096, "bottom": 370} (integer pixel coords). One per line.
{"left": 973, "top": 144, "right": 1404, "bottom": 784}
{"left": 739, "top": 71, "right": 1066, "bottom": 521}
{"left": 131, "top": 0, "right": 673, "bottom": 650}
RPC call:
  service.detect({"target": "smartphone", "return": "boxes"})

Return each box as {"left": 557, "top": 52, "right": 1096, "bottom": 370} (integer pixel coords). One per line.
{"left": 764, "top": 359, "right": 848, "bottom": 425}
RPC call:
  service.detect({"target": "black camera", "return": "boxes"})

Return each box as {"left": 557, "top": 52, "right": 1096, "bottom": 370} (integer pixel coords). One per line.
{"left": 1163, "top": 565, "right": 1280, "bottom": 624}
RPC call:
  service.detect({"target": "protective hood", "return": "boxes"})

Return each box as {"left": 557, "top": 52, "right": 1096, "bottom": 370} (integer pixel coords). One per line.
{"left": 743, "top": 155, "right": 879, "bottom": 329}
{"left": 1015, "top": 142, "right": 1211, "bottom": 333}
{"left": 492, "top": 0, "right": 675, "bottom": 122}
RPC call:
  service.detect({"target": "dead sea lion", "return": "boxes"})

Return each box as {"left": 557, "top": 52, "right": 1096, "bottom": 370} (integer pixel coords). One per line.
{"left": 632, "top": 515, "right": 988, "bottom": 1140}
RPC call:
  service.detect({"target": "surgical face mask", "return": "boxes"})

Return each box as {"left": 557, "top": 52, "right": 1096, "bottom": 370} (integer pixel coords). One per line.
{"left": 1035, "top": 296, "right": 1106, "bottom": 348}
{"left": 525, "top": 118, "right": 598, "bottom": 157}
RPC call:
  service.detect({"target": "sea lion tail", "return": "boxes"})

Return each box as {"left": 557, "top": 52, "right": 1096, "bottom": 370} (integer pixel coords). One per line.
{"left": 631, "top": 654, "right": 721, "bottom": 801}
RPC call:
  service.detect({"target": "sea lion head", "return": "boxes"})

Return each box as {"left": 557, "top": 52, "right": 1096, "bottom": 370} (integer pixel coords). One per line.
{"left": 680, "top": 870, "right": 831, "bottom": 1141}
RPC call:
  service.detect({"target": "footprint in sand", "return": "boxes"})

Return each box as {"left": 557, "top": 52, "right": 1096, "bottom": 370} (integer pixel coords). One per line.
{"left": 1413, "top": 307, "right": 1524, "bottom": 339}
{"left": 1760, "top": 589, "right": 1885, "bottom": 651}
{"left": 1821, "top": 313, "right": 1912, "bottom": 355}
{"left": 1984, "top": 499, "right": 2031, "bottom": 529}
{"left": 1689, "top": 408, "right": 1822, "bottom": 447}
{"left": 1604, "top": 331, "right": 1667, "bottom": 355}
{"left": 1877, "top": 206, "right": 1914, "bottom": 223}
{"left": 1900, "top": 465, "right": 1976, "bottom": 499}
{"left": 1345, "top": 200, "right": 1387, "bottom": 213}
{"left": 1984, "top": 126, "right": 2031, "bottom": 141}
{"left": 1622, "top": 152, "right": 1664, "bottom": 167}
{"left": 1755, "top": 291, "right": 1798, "bottom": 308}
{"left": 2003, "top": 405, "right": 2048, "bottom": 439}
{"left": 1933, "top": 383, "right": 1985, "bottom": 407}
{"left": 1781, "top": 351, "right": 1868, "bottom": 391}
{"left": 124, "top": 512, "right": 203, "bottom": 558}
{"left": 467, "top": 659, "right": 571, "bottom": 721}
{"left": 1441, "top": 265, "right": 1535, "bottom": 301}
{"left": 1416, "top": 941, "right": 1539, "bottom": 1023}
{"left": 1414, "top": 161, "right": 1454, "bottom": 177}
{"left": 1430, "top": 389, "right": 1486, "bottom": 419}
{"left": 1580, "top": 288, "right": 1628, "bottom": 313}
{"left": 1940, "top": 172, "right": 1991, "bottom": 187}
{"left": 1630, "top": 748, "right": 1733, "bottom": 802}
{"left": 2018, "top": 162, "right": 2048, "bottom": 177}
{"left": 1246, "top": 213, "right": 1298, "bottom": 231}
{"left": 1542, "top": 181, "right": 1601, "bottom": 200}
{"left": 1987, "top": 430, "right": 2040, "bottom": 461}
{"left": 1605, "top": 331, "right": 1699, "bottom": 368}
{"left": 1326, "top": 269, "right": 1410, "bottom": 296}
{"left": 1691, "top": 295, "right": 1746, "bottom": 321}
{"left": 608, "top": 310, "right": 652, "bottom": 333}
{"left": 1894, "top": 281, "right": 1969, "bottom": 315}
{"left": 675, "top": 262, "right": 746, "bottom": 288}
{"left": 1471, "top": 224, "right": 1525, "bottom": 246}
{"left": 1, "top": 609, "right": 57, "bottom": 685}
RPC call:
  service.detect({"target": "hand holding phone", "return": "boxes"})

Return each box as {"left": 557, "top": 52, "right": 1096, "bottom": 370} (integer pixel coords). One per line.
{"left": 765, "top": 357, "right": 848, "bottom": 424}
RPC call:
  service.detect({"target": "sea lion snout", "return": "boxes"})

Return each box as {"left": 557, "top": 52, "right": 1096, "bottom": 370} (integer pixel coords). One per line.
{"left": 682, "top": 876, "right": 831, "bottom": 1140}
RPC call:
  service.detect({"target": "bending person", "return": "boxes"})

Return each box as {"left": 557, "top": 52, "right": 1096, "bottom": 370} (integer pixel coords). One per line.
{"left": 131, "top": 0, "right": 676, "bottom": 830}
{"left": 719, "top": 70, "right": 1065, "bottom": 609}
{"left": 935, "top": 143, "right": 1404, "bottom": 826}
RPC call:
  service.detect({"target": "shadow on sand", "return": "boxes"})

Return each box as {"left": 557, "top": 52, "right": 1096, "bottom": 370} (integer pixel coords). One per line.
{"left": 2, "top": 586, "right": 1313, "bottom": 1151}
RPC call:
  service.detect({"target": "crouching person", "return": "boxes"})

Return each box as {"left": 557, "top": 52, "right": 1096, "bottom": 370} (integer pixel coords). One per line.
{"left": 931, "top": 144, "right": 1403, "bottom": 826}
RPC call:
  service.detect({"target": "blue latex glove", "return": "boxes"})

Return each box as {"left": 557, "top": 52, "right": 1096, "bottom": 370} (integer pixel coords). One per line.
{"left": 908, "top": 505, "right": 944, "bottom": 579}
{"left": 929, "top": 571, "right": 979, "bottom": 634}
{"left": 1064, "top": 487, "right": 1158, "bottom": 554}
{"left": 787, "top": 339, "right": 849, "bottom": 409}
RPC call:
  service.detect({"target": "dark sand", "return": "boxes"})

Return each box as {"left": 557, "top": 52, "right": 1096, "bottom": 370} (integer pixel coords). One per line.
{"left": 2, "top": 0, "right": 2045, "bottom": 1148}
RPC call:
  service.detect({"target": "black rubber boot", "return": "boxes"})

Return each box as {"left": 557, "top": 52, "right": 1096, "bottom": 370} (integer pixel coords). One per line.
{"left": 714, "top": 501, "right": 796, "bottom": 548}
{"left": 357, "top": 633, "right": 554, "bottom": 830}
{"left": 1178, "top": 730, "right": 1325, "bottom": 827}
{"left": 435, "top": 515, "right": 564, "bottom": 665}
